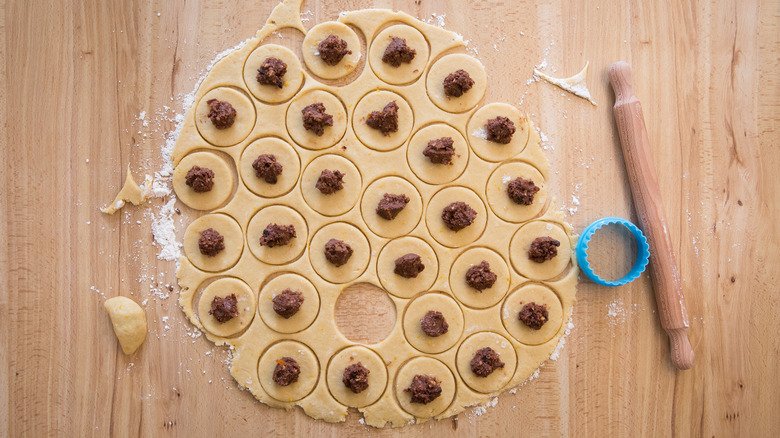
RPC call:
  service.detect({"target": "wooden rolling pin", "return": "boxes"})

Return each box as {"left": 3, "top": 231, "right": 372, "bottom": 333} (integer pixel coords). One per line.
{"left": 608, "top": 61, "right": 694, "bottom": 370}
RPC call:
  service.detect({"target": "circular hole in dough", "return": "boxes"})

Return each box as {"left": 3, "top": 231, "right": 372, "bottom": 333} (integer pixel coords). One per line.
{"left": 402, "top": 292, "right": 464, "bottom": 354}
{"left": 509, "top": 220, "right": 572, "bottom": 280}
{"left": 334, "top": 283, "right": 397, "bottom": 345}
{"left": 300, "top": 154, "right": 362, "bottom": 216}
{"left": 326, "top": 346, "right": 388, "bottom": 408}
{"left": 246, "top": 205, "right": 308, "bottom": 265}
{"left": 243, "top": 44, "right": 304, "bottom": 103}
{"left": 197, "top": 277, "right": 256, "bottom": 337}
{"left": 486, "top": 161, "right": 548, "bottom": 223}
{"left": 455, "top": 331, "right": 518, "bottom": 394}
{"left": 502, "top": 283, "right": 563, "bottom": 345}
{"left": 368, "top": 24, "right": 430, "bottom": 85}
{"left": 407, "top": 123, "right": 469, "bottom": 185}
{"left": 286, "top": 89, "right": 348, "bottom": 150}
{"left": 183, "top": 213, "right": 244, "bottom": 272}
{"left": 257, "top": 340, "right": 320, "bottom": 402}
{"left": 173, "top": 151, "right": 235, "bottom": 211}
{"left": 467, "top": 103, "right": 530, "bottom": 162}
{"left": 449, "top": 247, "right": 510, "bottom": 309}
{"left": 426, "top": 53, "right": 486, "bottom": 113}
{"left": 376, "top": 236, "right": 438, "bottom": 299}
{"left": 352, "top": 90, "right": 414, "bottom": 152}
{"left": 258, "top": 273, "right": 320, "bottom": 334}
{"left": 360, "top": 176, "right": 423, "bottom": 238}
{"left": 194, "top": 87, "right": 256, "bottom": 147}
{"left": 425, "top": 186, "right": 487, "bottom": 248}
{"left": 309, "top": 222, "right": 371, "bottom": 284}
{"left": 394, "top": 356, "right": 456, "bottom": 418}
{"left": 239, "top": 137, "right": 300, "bottom": 198}
{"left": 302, "top": 22, "right": 362, "bottom": 80}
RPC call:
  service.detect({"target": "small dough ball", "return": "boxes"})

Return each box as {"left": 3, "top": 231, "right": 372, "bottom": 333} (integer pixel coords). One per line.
{"left": 104, "top": 296, "right": 147, "bottom": 355}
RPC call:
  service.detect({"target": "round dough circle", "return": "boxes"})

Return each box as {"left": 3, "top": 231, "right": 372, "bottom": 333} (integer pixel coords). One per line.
{"left": 425, "top": 186, "right": 487, "bottom": 248}
{"left": 426, "top": 53, "right": 487, "bottom": 113}
{"left": 407, "top": 123, "right": 469, "bottom": 185}
{"left": 302, "top": 22, "right": 362, "bottom": 80}
{"left": 195, "top": 87, "right": 256, "bottom": 147}
{"left": 309, "top": 222, "right": 370, "bottom": 284}
{"left": 455, "top": 332, "right": 518, "bottom": 393}
{"left": 258, "top": 273, "right": 320, "bottom": 334}
{"left": 246, "top": 205, "right": 308, "bottom": 265}
{"left": 300, "top": 154, "right": 362, "bottom": 216}
{"left": 286, "top": 89, "right": 348, "bottom": 150}
{"left": 173, "top": 151, "right": 234, "bottom": 211}
{"left": 509, "top": 220, "right": 572, "bottom": 280}
{"left": 376, "top": 237, "right": 438, "bottom": 299}
{"left": 239, "top": 137, "right": 300, "bottom": 198}
{"left": 326, "top": 346, "right": 388, "bottom": 408}
{"left": 257, "top": 341, "right": 319, "bottom": 402}
{"left": 197, "top": 277, "right": 256, "bottom": 337}
{"left": 352, "top": 90, "right": 414, "bottom": 151}
{"left": 502, "top": 284, "right": 563, "bottom": 345}
{"left": 243, "top": 44, "right": 304, "bottom": 103}
{"left": 395, "top": 356, "right": 456, "bottom": 418}
{"left": 183, "top": 213, "right": 244, "bottom": 272}
{"left": 467, "top": 103, "right": 530, "bottom": 162}
{"left": 402, "top": 292, "right": 464, "bottom": 354}
{"left": 368, "top": 25, "right": 430, "bottom": 85}
{"left": 360, "top": 176, "right": 423, "bottom": 238}
{"left": 486, "top": 161, "right": 548, "bottom": 223}
{"left": 449, "top": 247, "right": 510, "bottom": 309}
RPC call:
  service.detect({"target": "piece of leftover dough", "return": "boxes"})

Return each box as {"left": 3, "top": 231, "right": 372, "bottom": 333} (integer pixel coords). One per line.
{"left": 104, "top": 296, "right": 147, "bottom": 355}
{"left": 100, "top": 168, "right": 152, "bottom": 214}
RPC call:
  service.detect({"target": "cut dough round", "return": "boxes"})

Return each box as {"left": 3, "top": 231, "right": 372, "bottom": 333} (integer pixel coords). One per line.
{"left": 257, "top": 340, "right": 319, "bottom": 402}
{"left": 455, "top": 332, "right": 517, "bottom": 393}
{"left": 426, "top": 53, "right": 486, "bottom": 113}
{"left": 239, "top": 137, "right": 300, "bottom": 198}
{"left": 173, "top": 151, "right": 234, "bottom": 211}
{"left": 486, "top": 161, "right": 547, "bottom": 223}
{"left": 258, "top": 273, "right": 320, "bottom": 334}
{"left": 309, "top": 222, "right": 370, "bottom": 284}
{"left": 195, "top": 87, "right": 256, "bottom": 147}
{"left": 300, "top": 154, "right": 361, "bottom": 216}
{"left": 377, "top": 237, "right": 438, "bottom": 299}
{"left": 502, "top": 284, "right": 563, "bottom": 345}
{"left": 368, "top": 24, "right": 429, "bottom": 85}
{"left": 395, "top": 356, "right": 456, "bottom": 418}
{"left": 302, "top": 22, "right": 362, "bottom": 80}
{"left": 326, "top": 346, "right": 388, "bottom": 408}
{"left": 246, "top": 205, "right": 308, "bottom": 265}
{"left": 197, "top": 277, "right": 256, "bottom": 337}
{"left": 243, "top": 44, "right": 304, "bottom": 103}
{"left": 425, "top": 186, "right": 487, "bottom": 248}
{"left": 467, "top": 103, "right": 530, "bottom": 162}
{"left": 407, "top": 123, "right": 469, "bottom": 185}
{"left": 402, "top": 292, "right": 464, "bottom": 354}
{"left": 509, "top": 221, "right": 572, "bottom": 280}
{"left": 352, "top": 90, "right": 414, "bottom": 151}
{"left": 360, "top": 176, "right": 422, "bottom": 238}
{"left": 183, "top": 213, "right": 244, "bottom": 272}
{"left": 449, "top": 247, "right": 510, "bottom": 309}
{"left": 286, "top": 89, "right": 347, "bottom": 150}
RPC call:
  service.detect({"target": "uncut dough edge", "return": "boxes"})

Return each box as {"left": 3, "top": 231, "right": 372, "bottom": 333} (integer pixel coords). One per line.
{"left": 172, "top": 0, "right": 578, "bottom": 428}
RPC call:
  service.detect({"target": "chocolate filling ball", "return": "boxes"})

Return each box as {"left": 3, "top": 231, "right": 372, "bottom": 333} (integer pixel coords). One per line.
{"left": 272, "top": 288, "right": 304, "bottom": 319}
{"left": 315, "top": 169, "right": 345, "bottom": 194}
{"left": 272, "top": 356, "right": 301, "bottom": 386}
{"left": 366, "top": 101, "right": 399, "bottom": 135}
{"left": 209, "top": 294, "right": 239, "bottom": 323}
{"left": 301, "top": 102, "right": 334, "bottom": 136}
{"left": 252, "top": 154, "right": 284, "bottom": 184}
{"left": 342, "top": 362, "right": 370, "bottom": 394}
{"left": 507, "top": 177, "right": 539, "bottom": 205}
{"left": 324, "top": 238, "right": 353, "bottom": 267}
{"left": 470, "top": 347, "right": 505, "bottom": 377}
{"left": 382, "top": 37, "right": 416, "bottom": 67}
{"left": 441, "top": 201, "right": 477, "bottom": 232}
{"left": 318, "top": 34, "right": 351, "bottom": 66}
{"left": 465, "top": 260, "right": 497, "bottom": 291}
{"left": 256, "top": 57, "right": 287, "bottom": 88}
{"left": 423, "top": 136, "right": 456, "bottom": 165}
{"left": 259, "top": 223, "right": 296, "bottom": 247}
{"left": 404, "top": 374, "right": 442, "bottom": 404}
{"left": 420, "top": 310, "right": 448, "bottom": 337}
{"left": 198, "top": 228, "right": 225, "bottom": 257}
{"left": 518, "top": 302, "right": 549, "bottom": 330}
{"left": 206, "top": 99, "right": 237, "bottom": 129}
{"left": 394, "top": 253, "right": 425, "bottom": 278}
{"left": 185, "top": 165, "right": 215, "bottom": 193}
{"left": 443, "top": 69, "right": 475, "bottom": 98}
{"left": 485, "top": 116, "right": 516, "bottom": 144}
{"left": 528, "top": 236, "right": 560, "bottom": 263}
{"left": 376, "top": 193, "right": 410, "bottom": 220}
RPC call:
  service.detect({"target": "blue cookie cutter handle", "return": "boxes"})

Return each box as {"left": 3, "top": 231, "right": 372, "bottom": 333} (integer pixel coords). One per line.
{"left": 576, "top": 217, "right": 650, "bottom": 287}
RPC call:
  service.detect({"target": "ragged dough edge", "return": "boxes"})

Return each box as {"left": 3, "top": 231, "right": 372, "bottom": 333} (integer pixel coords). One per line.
{"left": 101, "top": 167, "right": 153, "bottom": 214}
{"left": 171, "top": 0, "right": 579, "bottom": 428}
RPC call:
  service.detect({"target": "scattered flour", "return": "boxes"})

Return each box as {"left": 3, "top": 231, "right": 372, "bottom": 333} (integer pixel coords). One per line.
{"left": 151, "top": 198, "right": 181, "bottom": 262}
{"left": 549, "top": 316, "right": 575, "bottom": 361}
{"left": 471, "top": 397, "right": 499, "bottom": 417}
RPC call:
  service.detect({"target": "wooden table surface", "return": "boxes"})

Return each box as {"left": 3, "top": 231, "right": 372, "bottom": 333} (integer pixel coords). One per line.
{"left": 3, "top": 0, "right": 779, "bottom": 436}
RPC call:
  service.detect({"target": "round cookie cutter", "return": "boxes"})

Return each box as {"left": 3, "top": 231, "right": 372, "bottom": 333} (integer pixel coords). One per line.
{"left": 576, "top": 217, "right": 650, "bottom": 287}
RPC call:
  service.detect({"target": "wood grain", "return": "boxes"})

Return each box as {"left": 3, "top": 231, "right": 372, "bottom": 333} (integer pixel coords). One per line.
{"left": 2, "top": 0, "right": 779, "bottom": 436}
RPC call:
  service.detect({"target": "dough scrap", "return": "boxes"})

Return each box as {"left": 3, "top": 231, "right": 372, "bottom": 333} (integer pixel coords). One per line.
{"left": 104, "top": 296, "right": 147, "bottom": 355}
{"left": 170, "top": 0, "right": 578, "bottom": 428}
{"left": 534, "top": 61, "right": 597, "bottom": 106}
{"left": 100, "top": 168, "right": 152, "bottom": 214}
